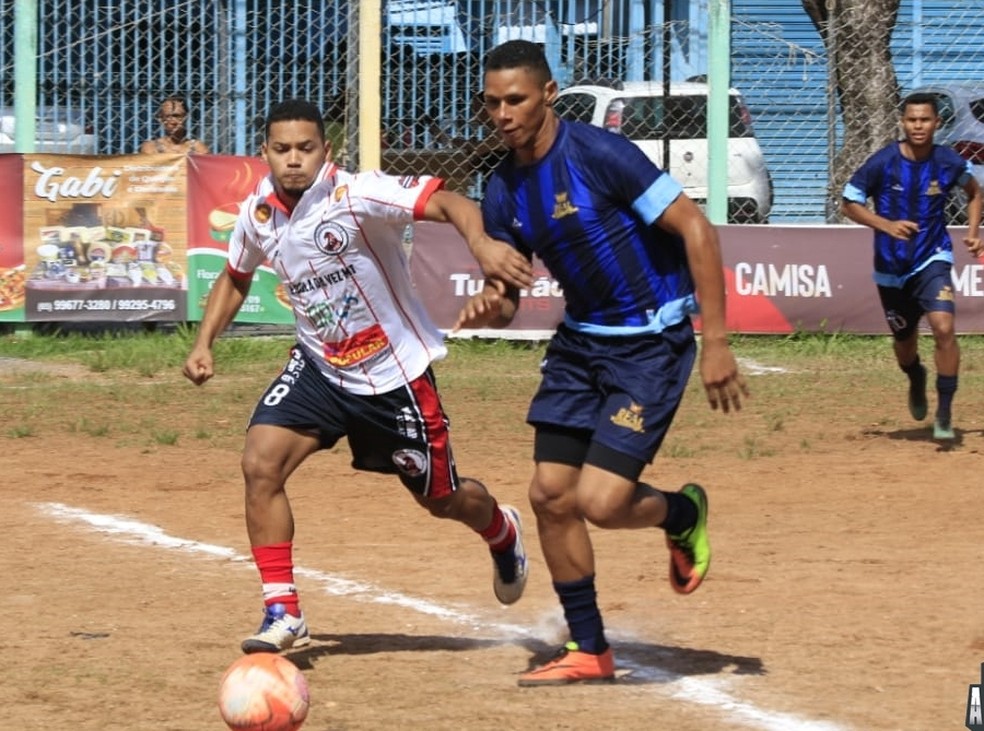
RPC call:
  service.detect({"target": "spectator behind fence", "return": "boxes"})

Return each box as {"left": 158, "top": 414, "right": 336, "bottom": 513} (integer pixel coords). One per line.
{"left": 139, "top": 95, "right": 210, "bottom": 155}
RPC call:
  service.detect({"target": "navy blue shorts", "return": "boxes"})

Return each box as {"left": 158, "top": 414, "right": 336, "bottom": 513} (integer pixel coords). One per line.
{"left": 527, "top": 320, "right": 697, "bottom": 471}
{"left": 877, "top": 260, "right": 955, "bottom": 341}
{"left": 249, "top": 346, "right": 461, "bottom": 498}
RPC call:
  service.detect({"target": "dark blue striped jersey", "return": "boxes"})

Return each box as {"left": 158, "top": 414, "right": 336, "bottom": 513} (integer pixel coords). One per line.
{"left": 843, "top": 141, "right": 971, "bottom": 287}
{"left": 481, "top": 119, "right": 696, "bottom": 335}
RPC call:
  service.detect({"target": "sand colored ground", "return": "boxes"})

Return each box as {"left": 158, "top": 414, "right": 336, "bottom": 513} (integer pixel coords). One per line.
{"left": 2, "top": 337, "right": 982, "bottom": 730}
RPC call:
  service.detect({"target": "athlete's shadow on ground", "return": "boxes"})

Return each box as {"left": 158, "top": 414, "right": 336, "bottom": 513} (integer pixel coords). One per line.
{"left": 290, "top": 633, "right": 764, "bottom": 683}
{"left": 862, "top": 425, "right": 977, "bottom": 450}
{"left": 290, "top": 633, "right": 499, "bottom": 669}
{"left": 606, "top": 640, "right": 765, "bottom": 683}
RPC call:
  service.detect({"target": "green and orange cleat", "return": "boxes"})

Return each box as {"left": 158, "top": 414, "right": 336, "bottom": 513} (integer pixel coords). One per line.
{"left": 666, "top": 483, "right": 711, "bottom": 595}
{"left": 518, "top": 641, "right": 616, "bottom": 686}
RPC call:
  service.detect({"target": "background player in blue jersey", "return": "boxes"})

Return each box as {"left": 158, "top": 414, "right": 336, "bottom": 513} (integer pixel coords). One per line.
{"left": 841, "top": 92, "right": 982, "bottom": 441}
{"left": 455, "top": 40, "right": 748, "bottom": 685}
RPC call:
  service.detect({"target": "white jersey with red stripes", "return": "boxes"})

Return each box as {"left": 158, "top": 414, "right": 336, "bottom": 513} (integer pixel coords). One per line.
{"left": 226, "top": 162, "right": 448, "bottom": 395}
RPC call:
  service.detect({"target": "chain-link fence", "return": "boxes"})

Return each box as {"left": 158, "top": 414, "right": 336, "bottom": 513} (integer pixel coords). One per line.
{"left": 2, "top": 1, "right": 982, "bottom": 224}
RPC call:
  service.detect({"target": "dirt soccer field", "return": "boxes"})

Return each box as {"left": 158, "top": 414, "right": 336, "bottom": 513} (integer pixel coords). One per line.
{"left": 2, "top": 334, "right": 982, "bottom": 731}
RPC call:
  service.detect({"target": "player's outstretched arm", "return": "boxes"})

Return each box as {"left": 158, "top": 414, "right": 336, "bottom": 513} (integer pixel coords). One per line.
{"left": 962, "top": 177, "right": 983, "bottom": 258}
{"left": 658, "top": 194, "right": 748, "bottom": 413}
{"left": 422, "top": 190, "right": 533, "bottom": 290}
{"left": 183, "top": 270, "right": 251, "bottom": 385}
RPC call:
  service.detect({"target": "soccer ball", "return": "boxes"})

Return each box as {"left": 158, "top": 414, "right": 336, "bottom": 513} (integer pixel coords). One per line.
{"left": 218, "top": 653, "right": 310, "bottom": 731}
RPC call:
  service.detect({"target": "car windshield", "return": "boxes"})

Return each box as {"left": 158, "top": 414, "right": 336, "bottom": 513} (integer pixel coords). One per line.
{"left": 616, "top": 95, "right": 752, "bottom": 139}
{"left": 970, "top": 97, "right": 984, "bottom": 124}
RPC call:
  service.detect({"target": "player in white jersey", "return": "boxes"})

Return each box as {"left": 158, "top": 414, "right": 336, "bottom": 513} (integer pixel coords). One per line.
{"left": 183, "top": 99, "right": 533, "bottom": 654}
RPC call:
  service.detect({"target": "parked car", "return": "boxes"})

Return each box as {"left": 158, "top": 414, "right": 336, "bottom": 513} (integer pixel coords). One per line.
{"left": 906, "top": 82, "right": 984, "bottom": 225}
{"left": 0, "top": 106, "right": 97, "bottom": 155}
{"left": 554, "top": 80, "right": 773, "bottom": 223}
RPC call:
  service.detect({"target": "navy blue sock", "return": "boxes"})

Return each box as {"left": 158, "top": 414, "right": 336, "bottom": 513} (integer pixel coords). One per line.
{"left": 554, "top": 575, "right": 608, "bottom": 655}
{"left": 901, "top": 356, "right": 923, "bottom": 378}
{"left": 660, "top": 489, "right": 698, "bottom": 535}
{"left": 936, "top": 374, "right": 957, "bottom": 419}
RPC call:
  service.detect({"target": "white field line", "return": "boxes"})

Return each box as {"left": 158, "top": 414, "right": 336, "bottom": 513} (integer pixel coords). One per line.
{"left": 737, "top": 357, "right": 792, "bottom": 376}
{"left": 37, "top": 501, "right": 847, "bottom": 731}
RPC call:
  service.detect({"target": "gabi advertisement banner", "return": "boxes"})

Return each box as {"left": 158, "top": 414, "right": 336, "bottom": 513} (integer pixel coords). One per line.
{"left": 19, "top": 154, "right": 189, "bottom": 322}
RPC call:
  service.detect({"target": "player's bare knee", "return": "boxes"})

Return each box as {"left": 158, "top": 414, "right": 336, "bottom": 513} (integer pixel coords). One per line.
{"left": 241, "top": 454, "right": 286, "bottom": 500}
{"left": 578, "top": 490, "right": 625, "bottom": 528}
{"left": 528, "top": 478, "right": 574, "bottom": 521}
{"left": 419, "top": 494, "right": 457, "bottom": 520}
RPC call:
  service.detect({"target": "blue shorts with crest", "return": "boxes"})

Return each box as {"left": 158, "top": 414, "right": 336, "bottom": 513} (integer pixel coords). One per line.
{"left": 877, "top": 260, "right": 955, "bottom": 341}
{"left": 527, "top": 319, "right": 697, "bottom": 465}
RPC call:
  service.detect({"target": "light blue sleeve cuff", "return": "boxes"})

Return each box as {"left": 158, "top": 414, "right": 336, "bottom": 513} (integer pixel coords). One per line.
{"left": 632, "top": 175, "right": 685, "bottom": 225}
{"left": 958, "top": 160, "right": 973, "bottom": 186}
{"left": 842, "top": 183, "right": 867, "bottom": 204}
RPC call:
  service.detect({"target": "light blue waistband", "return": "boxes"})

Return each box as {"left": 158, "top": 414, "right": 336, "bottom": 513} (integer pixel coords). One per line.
{"left": 563, "top": 294, "right": 698, "bottom": 336}
{"left": 873, "top": 251, "right": 952, "bottom": 288}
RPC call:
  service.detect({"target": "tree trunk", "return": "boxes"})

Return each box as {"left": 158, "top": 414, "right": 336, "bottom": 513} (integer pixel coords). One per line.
{"left": 803, "top": 0, "right": 901, "bottom": 221}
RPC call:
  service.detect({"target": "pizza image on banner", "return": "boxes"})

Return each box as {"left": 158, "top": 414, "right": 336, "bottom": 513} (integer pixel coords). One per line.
{"left": 21, "top": 153, "right": 189, "bottom": 322}
{"left": 185, "top": 154, "right": 293, "bottom": 325}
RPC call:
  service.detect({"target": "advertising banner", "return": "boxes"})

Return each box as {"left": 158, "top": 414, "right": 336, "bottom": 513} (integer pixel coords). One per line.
{"left": 20, "top": 154, "right": 190, "bottom": 321}
{"left": 4, "top": 152, "right": 983, "bottom": 336}
{"left": 409, "top": 222, "right": 984, "bottom": 337}
{"left": 0, "top": 155, "right": 25, "bottom": 322}
{"left": 186, "top": 154, "right": 293, "bottom": 323}
{"left": 718, "top": 225, "right": 984, "bottom": 334}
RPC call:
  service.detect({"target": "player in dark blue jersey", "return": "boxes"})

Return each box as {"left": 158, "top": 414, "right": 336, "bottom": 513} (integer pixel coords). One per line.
{"left": 842, "top": 92, "right": 982, "bottom": 441}
{"left": 455, "top": 40, "right": 748, "bottom": 685}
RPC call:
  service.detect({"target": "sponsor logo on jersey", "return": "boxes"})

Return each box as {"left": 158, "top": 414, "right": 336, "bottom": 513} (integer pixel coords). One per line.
{"left": 323, "top": 323, "right": 390, "bottom": 367}
{"left": 398, "top": 175, "right": 421, "bottom": 188}
{"left": 289, "top": 264, "right": 357, "bottom": 295}
{"left": 314, "top": 220, "right": 351, "bottom": 255}
{"left": 926, "top": 179, "right": 942, "bottom": 196}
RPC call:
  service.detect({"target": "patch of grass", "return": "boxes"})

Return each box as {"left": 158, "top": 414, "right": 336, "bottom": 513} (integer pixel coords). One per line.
{"left": 70, "top": 417, "right": 110, "bottom": 437}
{"left": 152, "top": 429, "right": 180, "bottom": 446}
{"left": 3, "top": 330, "right": 984, "bottom": 458}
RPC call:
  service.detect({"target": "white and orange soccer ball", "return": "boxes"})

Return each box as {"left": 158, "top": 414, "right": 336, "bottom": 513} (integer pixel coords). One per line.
{"left": 217, "top": 653, "right": 310, "bottom": 731}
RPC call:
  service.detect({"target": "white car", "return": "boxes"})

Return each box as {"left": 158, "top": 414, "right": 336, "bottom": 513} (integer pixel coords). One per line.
{"left": 554, "top": 80, "right": 773, "bottom": 223}
{"left": 906, "top": 82, "right": 984, "bottom": 224}
{"left": 0, "top": 106, "right": 98, "bottom": 155}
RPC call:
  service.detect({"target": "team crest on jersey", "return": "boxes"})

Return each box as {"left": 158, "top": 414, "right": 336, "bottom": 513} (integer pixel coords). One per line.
{"left": 392, "top": 449, "right": 428, "bottom": 477}
{"left": 253, "top": 202, "right": 272, "bottom": 223}
{"left": 334, "top": 185, "right": 348, "bottom": 201}
{"left": 926, "top": 180, "right": 942, "bottom": 196}
{"left": 551, "top": 192, "right": 579, "bottom": 219}
{"left": 314, "top": 220, "right": 350, "bottom": 255}
{"left": 398, "top": 175, "right": 421, "bottom": 188}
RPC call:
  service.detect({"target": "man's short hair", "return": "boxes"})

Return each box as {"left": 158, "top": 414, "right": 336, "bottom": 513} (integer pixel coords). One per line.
{"left": 901, "top": 92, "right": 939, "bottom": 116}
{"left": 265, "top": 99, "right": 325, "bottom": 140}
{"left": 159, "top": 95, "right": 189, "bottom": 114}
{"left": 484, "top": 40, "right": 553, "bottom": 84}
